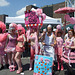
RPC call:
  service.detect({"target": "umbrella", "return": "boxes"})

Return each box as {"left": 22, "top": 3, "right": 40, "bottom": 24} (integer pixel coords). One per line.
{"left": 54, "top": 7, "right": 75, "bottom": 35}
{"left": 54, "top": 7, "right": 75, "bottom": 14}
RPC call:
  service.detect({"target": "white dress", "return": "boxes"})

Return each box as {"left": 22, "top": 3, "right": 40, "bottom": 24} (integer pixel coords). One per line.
{"left": 44, "top": 33, "right": 54, "bottom": 60}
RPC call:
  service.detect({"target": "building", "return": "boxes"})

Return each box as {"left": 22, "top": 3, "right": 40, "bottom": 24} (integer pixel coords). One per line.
{"left": 65, "top": 0, "right": 75, "bottom": 17}
{"left": 0, "top": 14, "right": 8, "bottom": 23}
{"left": 41, "top": 2, "right": 65, "bottom": 23}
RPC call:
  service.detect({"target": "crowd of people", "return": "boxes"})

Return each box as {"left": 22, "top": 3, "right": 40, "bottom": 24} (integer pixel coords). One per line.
{"left": 0, "top": 21, "right": 75, "bottom": 75}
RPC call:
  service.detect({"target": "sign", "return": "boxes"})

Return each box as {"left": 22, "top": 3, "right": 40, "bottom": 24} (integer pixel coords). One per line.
{"left": 34, "top": 55, "right": 53, "bottom": 75}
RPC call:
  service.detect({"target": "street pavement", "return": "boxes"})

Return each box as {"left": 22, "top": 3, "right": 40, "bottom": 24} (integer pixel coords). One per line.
{"left": 0, "top": 57, "right": 75, "bottom": 75}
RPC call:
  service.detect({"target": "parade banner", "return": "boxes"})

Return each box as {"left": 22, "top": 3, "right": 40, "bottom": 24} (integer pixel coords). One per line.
{"left": 34, "top": 55, "right": 53, "bottom": 75}
{"left": 25, "top": 10, "right": 43, "bottom": 27}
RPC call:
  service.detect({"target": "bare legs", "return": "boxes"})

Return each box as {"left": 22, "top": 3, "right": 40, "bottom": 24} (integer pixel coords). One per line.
{"left": 57, "top": 55, "right": 63, "bottom": 70}
{"left": 0, "top": 55, "right": 4, "bottom": 70}
{"left": 29, "top": 47, "right": 34, "bottom": 71}
{"left": 15, "top": 52, "right": 22, "bottom": 74}
{"left": 7, "top": 52, "right": 16, "bottom": 71}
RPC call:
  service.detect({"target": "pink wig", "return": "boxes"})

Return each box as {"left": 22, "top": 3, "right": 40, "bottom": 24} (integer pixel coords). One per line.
{"left": 0, "top": 21, "right": 7, "bottom": 42}
{"left": 9, "top": 23, "right": 17, "bottom": 30}
{"left": 17, "top": 24, "right": 25, "bottom": 37}
{"left": 0, "top": 21, "right": 6, "bottom": 33}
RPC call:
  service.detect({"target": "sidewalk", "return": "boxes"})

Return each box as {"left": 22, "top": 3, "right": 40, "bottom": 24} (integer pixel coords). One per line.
{"left": 0, "top": 57, "right": 75, "bottom": 75}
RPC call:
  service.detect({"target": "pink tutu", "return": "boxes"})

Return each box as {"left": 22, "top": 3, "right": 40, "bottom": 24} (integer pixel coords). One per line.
{"left": 5, "top": 47, "right": 16, "bottom": 53}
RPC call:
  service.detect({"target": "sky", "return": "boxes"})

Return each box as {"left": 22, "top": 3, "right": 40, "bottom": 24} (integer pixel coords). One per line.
{"left": 0, "top": 0, "right": 65, "bottom": 17}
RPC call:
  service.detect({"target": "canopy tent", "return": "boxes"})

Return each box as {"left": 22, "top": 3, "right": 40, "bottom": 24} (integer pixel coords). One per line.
{"left": 5, "top": 15, "right": 62, "bottom": 25}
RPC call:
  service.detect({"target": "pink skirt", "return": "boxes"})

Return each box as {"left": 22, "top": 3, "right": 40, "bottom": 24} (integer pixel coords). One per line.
{"left": 16, "top": 46, "right": 25, "bottom": 52}
{"left": 5, "top": 46, "right": 16, "bottom": 53}
{"left": 62, "top": 50, "right": 75, "bottom": 63}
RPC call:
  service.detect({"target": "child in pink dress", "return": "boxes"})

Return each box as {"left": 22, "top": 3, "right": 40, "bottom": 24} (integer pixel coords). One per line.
{"left": 0, "top": 21, "right": 8, "bottom": 70}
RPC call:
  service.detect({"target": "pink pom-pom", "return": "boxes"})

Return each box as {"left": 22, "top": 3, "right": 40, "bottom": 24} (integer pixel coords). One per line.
{"left": 0, "top": 33, "right": 7, "bottom": 42}
{"left": 0, "top": 21, "right": 6, "bottom": 33}
{"left": 56, "top": 25, "right": 61, "bottom": 29}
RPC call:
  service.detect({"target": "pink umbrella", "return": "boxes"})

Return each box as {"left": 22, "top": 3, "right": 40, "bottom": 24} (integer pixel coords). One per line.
{"left": 54, "top": 7, "right": 75, "bottom": 14}
{"left": 54, "top": 7, "right": 75, "bottom": 35}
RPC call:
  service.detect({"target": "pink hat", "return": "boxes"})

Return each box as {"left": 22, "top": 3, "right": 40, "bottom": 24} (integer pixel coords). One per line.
{"left": 56, "top": 25, "right": 61, "bottom": 29}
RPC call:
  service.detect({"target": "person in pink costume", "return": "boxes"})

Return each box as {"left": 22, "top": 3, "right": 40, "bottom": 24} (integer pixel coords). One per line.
{"left": 27, "top": 26, "right": 39, "bottom": 71}
{"left": 5, "top": 23, "right": 17, "bottom": 72}
{"left": 0, "top": 21, "right": 8, "bottom": 70}
{"left": 15, "top": 24, "right": 26, "bottom": 74}
{"left": 55, "top": 25, "right": 64, "bottom": 71}
{"left": 62, "top": 29, "right": 75, "bottom": 66}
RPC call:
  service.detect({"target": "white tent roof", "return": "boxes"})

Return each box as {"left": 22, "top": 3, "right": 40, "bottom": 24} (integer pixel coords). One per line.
{"left": 5, "top": 15, "right": 62, "bottom": 24}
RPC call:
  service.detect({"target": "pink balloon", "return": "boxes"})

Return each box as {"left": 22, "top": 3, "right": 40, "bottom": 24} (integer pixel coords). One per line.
{"left": 41, "top": 13, "right": 46, "bottom": 21}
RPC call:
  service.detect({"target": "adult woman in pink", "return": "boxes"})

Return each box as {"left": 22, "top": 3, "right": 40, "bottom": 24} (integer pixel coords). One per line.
{"left": 15, "top": 24, "right": 26, "bottom": 74}
{"left": 27, "top": 26, "right": 39, "bottom": 71}
{"left": 0, "top": 21, "right": 8, "bottom": 70}
{"left": 55, "top": 25, "right": 64, "bottom": 70}
{"left": 5, "top": 23, "right": 17, "bottom": 71}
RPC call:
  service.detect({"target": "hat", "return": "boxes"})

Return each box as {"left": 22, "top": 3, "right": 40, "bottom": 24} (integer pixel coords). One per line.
{"left": 56, "top": 25, "right": 61, "bottom": 29}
